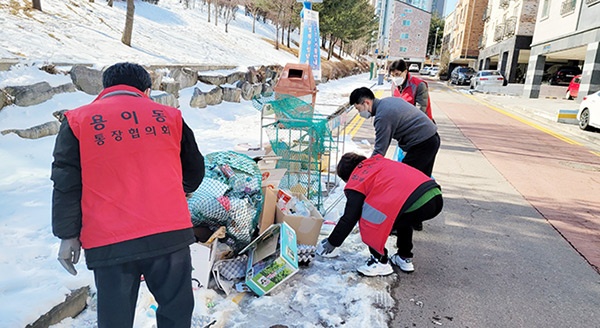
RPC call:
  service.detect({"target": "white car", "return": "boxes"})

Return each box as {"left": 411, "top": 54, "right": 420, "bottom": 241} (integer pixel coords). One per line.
{"left": 578, "top": 90, "right": 600, "bottom": 131}
{"left": 470, "top": 70, "right": 505, "bottom": 91}
{"left": 429, "top": 67, "right": 439, "bottom": 76}
{"left": 409, "top": 64, "right": 420, "bottom": 72}
{"left": 419, "top": 66, "right": 432, "bottom": 75}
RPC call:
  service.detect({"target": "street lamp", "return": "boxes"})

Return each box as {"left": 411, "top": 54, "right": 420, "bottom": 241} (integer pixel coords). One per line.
{"left": 433, "top": 26, "right": 440, "bottom": 62}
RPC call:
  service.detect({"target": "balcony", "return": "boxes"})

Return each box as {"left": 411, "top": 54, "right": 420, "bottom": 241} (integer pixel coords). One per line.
{"left": 499, "top": 0, "right": 510, "bottom": 8}
{"left": 560, "top": 0, "right": 576, "bottom": 15}
{"left": 494, "top": 24, "right": 505, "bottom": 41}
{"left": 504, "top": 16, "right": 517, "bottom": 37}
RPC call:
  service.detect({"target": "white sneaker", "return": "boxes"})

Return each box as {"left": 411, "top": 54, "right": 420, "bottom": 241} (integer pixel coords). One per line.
{"left": 390, "top": 254, "right": 415, "bottom": 273}
{"left": 357, "top": 256, "right": 394, "bottom": 277}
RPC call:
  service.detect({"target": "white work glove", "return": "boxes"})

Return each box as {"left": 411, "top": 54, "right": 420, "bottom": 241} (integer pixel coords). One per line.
{"left": 57, "top": 238, "right": 81, "bottom": 276}
{"left": 316, "top": 238, "right": 339, "bottom": 258}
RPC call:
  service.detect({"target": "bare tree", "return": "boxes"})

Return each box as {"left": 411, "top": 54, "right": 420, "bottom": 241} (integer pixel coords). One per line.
{"left": 223, "top": 0, "right": 239, "bottom": 33}
{"left": 121, "top": 0, "right": 135, "bottom": 46}
{"left": 32, "top": 0, "right": 42, "bottom": 11}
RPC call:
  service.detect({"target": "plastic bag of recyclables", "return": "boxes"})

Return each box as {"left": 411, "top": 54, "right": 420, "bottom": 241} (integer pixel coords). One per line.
{"left": 187, "top": 151, "right": 263, "bottom": 253}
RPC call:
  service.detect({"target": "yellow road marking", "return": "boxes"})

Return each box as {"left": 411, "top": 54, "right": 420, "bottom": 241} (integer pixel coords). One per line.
{"left": 464, "top": 94, "right": 582, "bottom": 146}
{"left": 590, "top": 151, "right": 600, "bottom": 157}
{"left": 349, "top": 117, "right": 365, "bottom": 136}
{"left": 344, "top": 113, "right": 361, "bottom": 135}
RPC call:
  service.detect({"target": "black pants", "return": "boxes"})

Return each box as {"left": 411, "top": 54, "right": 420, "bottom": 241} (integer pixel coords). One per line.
{"left": 402, "top": 133, "right": 440, "bottom": 177}
{"left": 370, "top": 194, "right": 443, "bottom": 261}
{"left": 94, "top": 247, "right": 194, "bottom": 328}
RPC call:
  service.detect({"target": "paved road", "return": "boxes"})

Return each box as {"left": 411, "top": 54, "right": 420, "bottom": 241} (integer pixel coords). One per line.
{"left": 350, "top": 82, "right": 600, "bottom": 327}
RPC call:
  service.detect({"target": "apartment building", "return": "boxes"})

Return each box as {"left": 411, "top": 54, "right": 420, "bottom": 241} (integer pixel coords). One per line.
{"left": 443, "top": 0, "right": 489, "bottom": 72}
{"left": 523, "top": 0, "right": 600, "bottom": 99}
{"left": 387, "top": 1, "right": 433, "bottom": 66}
{"left": 477, "top": 0, "right": 538, "bottom": 83}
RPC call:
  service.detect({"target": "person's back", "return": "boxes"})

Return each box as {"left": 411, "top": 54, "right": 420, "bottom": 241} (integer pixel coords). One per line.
{"left": 372, "top": 97, "right": 437, "bottom": 157}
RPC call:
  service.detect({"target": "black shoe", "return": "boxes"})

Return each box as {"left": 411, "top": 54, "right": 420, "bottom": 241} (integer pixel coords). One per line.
{"left": 412, "top": 222, "right": 423, "bottom": 231}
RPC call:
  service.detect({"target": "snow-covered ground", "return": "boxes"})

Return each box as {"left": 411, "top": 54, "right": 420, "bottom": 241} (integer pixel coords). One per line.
{"left": 0, "top": 1, "right": 400, "bottom": 327}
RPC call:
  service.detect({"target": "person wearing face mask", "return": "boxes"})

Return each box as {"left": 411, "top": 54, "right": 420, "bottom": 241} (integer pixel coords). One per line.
{"left": 348, "top": 87, "right": 439, "bottom": 179}
{"left": 388, "top": 60, "right": 434, "bottom": 122}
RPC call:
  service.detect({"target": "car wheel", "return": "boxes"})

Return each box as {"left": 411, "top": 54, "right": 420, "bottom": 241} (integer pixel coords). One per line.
{"left": 550, "top": 78, "right": 557, "bottom": 85}
{"left": 579, "top": 108, "right": 592, "bottom": 131}
{"left": 565, "top": 90, "right": 572, "bottom": 100}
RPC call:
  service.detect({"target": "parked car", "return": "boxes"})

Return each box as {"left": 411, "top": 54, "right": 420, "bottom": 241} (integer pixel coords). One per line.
{"left": 429, "top": 67, "right": 439, "bottom": 76}
{"left": 450, "top": 66, "right": 476, "bottom": 85}
{"left": 577, "top": 90, "right": 600, "bottom": 131}
{"left": 419, "top": 66, "right": 432, "bottom": 75}
{"left": 408, "top": 63, "right": 420, "bottom": 72}
{"left": 565, "top": 75, "right": 581, "bottom": 100}
{"left": 469, "top": 70, "right": 505, "bottom": 90}
{"left": 549, "top": 66, "right": 581, "bottom": 85}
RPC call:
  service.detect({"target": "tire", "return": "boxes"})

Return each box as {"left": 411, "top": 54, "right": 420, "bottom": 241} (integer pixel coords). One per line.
{"left": 550, "top": 78, "right": 557, "bottom": 86}
{"left": 579, "top": 108, "right": 592, "bottom": 131}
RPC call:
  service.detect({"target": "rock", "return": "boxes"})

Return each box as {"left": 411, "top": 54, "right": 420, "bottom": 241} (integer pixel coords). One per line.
{"left": 238, "top": 81, "right": 255, "bottom": 101}
{"left": 261, "top": 83, "right": 274, "bottom": 97}
{"left": 4, "top": 82, "right": 76, "bottom": 107}
{"left": 160, "top": 81, "right": 180, "bottom": 98}
{"left": 171, "top": 68, "right": 198, "bottom": 89}
{"left": 251, "top": 83, "right": 263, "bottom": 98}
{"left": 205, "top": 87, "right": 223, "bottom": 106}
{"left": 149, "top": 70, "right": 163, "bottom": 90}
{"left": 0, "top": 88, "right": 13, "bottom": 110}
{"left": 189, "top": 87, "right": 207, "bottom": 108}
{"left": 198, "top": 74, "right": 227, "bottom": 86}
{"left": 151, "top": 93, "right": 179, "bottom": 108}
{"left": 52, "top": 109, "right": 69, "bottom": 122}
{"left": 70, "top": 65, "right": 103, "bottom": 95}
{"left": 246, "top": 66, "right": 260, "bottom": 84}
{"left": 226, "top": 71, "right": 246, "bottom": 85}
{"left": 1, "top": 120, "right": 60, "bottom": 139}
{"left": 222, "top": 86, "right": 241, "bottom": 103}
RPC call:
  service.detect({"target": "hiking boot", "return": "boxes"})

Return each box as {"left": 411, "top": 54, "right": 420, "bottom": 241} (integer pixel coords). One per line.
{"left": 357, "top": 255, "right": 394, "bottom": 277}
{"left": 412, "top": 222, "right": 423, "bottom": 231}
{"left": 390, "top": 254, "right": 415, "bottom": 273}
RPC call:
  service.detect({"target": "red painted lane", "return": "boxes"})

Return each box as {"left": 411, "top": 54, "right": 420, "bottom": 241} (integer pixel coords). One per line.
{"left": 437, "top": 92, "right": 600, "bottom": 271}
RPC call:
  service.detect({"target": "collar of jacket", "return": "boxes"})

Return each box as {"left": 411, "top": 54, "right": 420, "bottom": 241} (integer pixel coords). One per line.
{"left": 371, "top": 98, "right": 380, "bottom": 117}
{"left": 94, "top": 85, "right": 147, "bottom": 102}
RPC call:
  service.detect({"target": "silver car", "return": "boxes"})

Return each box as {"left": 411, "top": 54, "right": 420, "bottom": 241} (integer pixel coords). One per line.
{"left": 470, "top": 70, "right": 505, "bottom": 91}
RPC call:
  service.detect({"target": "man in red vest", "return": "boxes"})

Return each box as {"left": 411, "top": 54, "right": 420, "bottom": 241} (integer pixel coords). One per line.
{"left": 316, "top": 153, "right": 443, "bottom": 276}
{"left": 51, "top": 62, "right": 205, "bottom": 328}
{"left": 388, "top": 59, "right": 434, "bottom": 121}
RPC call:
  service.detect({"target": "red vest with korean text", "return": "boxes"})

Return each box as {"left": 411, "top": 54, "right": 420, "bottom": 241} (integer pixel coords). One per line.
{"left": 65, "top": 85, "right": 192, "bottom": 249}
{"left": 392, "top": 74, "right": 434, "bottom": 120}
{"left": 344, "top": 155, "right": 432, "bottom": 254}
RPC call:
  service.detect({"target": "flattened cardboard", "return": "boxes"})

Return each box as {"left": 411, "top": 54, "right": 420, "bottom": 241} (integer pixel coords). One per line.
{"left": 240, "top": 222, "right": 299, "bottom": 296}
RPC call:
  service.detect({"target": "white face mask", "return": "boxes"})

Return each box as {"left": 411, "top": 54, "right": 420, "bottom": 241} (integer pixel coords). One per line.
{"left": 394, "top": 76, "right": 405, "bottom": 86}
{"left": 359, "top": 110, "right": 371, "bottom": 119}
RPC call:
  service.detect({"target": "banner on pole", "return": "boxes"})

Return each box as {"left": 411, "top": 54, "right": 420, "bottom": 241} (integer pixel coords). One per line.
{"left": 299, "top": 8, "right": 321, "bottom": 81}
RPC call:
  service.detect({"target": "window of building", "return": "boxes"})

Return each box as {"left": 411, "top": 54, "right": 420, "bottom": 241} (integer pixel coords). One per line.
{"left": 401, "top": 33, "right": 409, "bottom": 39}
{"left": 419, "top": 20, "right": 423, "bottom": 25}
{"left": 541, "top": 0, "right": 551, "bottom": 19}
{"left": 400, "top": 47, "right": 408, "bottom": 52}
{"left": 403, "top": 20, "right": 411, "bottom": 26}
{"left": 405, "top": 8, "right": 413, "bottom": 13}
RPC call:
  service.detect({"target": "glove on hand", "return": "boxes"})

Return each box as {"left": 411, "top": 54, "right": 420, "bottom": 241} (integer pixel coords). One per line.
{"left": 316, "top": 238, "right": 338, "bottom": 257}
{"left": 58, "top": 238, "right": 81, "bottom": 276}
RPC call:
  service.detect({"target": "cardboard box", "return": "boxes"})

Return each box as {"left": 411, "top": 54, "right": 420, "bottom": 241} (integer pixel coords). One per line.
{"left": 261, "top": 167, "right": 286, "bottom": 189}
{"left": 240, "top": 222, "right": 299, "bottom": 296}
{"left": 190, "top": 240, "right": 218, "bottom": 289}
{"left": 275, "top": 193, "right": 324, "bottom": 246}
{"left": 258, "top": 186, "right": 277, "bottom": 234}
